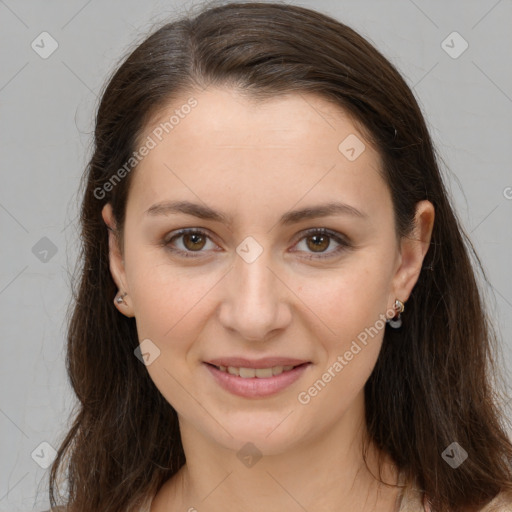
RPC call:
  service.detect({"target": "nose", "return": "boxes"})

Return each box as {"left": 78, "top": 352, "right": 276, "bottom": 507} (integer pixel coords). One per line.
{"left": 217, "top": 245, "right": 292, "bottom": 342}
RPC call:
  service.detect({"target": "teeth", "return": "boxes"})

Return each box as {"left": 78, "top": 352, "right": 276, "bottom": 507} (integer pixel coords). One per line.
{"left": 255, "top": 367, "right": 273, "bottom": 378}
{"left": 239, "top": 367, "right": 256, "bottom": 378}
{"left": 217, "top": 364, "right": 299, "bottom": 378}
{"left": 272, "top": 366, "right": 284, "bottom": 376}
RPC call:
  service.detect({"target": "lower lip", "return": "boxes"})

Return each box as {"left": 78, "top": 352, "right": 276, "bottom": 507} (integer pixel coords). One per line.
{"left": 204, "top": 363, "right": 310, "bottom": 398}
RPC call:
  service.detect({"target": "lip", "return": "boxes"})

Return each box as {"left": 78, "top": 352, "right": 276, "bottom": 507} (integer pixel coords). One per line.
{"left": 204, "top": 361, "right": 311, "bottom": 398}
{"left": 206, "top": 357, "right": 308, "bottom": 368}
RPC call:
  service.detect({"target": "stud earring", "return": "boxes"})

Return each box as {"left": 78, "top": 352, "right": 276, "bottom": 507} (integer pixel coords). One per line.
{"left": 115, "top": 291, "right": 128, "bottom": 305}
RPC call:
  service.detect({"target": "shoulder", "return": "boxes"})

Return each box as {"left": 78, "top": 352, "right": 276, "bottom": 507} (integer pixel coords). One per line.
{"left": 477, "top": 491, "right": 512, "bottom": 511}
{"left": 400, "top": 479, "right": 512, "bottom": 512}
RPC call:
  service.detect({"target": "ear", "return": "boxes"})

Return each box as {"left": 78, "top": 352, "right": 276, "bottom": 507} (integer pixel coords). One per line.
{"left": 102, "top": 203, "right": 135, "bottom": 318}
{"left": 389, "top": 200, "right": 435, "bottom": 310}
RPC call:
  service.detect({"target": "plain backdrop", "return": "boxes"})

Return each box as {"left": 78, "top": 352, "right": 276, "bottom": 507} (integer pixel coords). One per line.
{"left": 1, "top": 0, "right": 511, "bottom": 509}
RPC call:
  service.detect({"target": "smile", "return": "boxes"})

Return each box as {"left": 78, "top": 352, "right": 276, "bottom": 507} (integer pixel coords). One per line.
{"left": 212, "top": 364, "right": 297, "bottom": 378}
{"left": 204, "top": 362, "right": 311, "bottom": 398}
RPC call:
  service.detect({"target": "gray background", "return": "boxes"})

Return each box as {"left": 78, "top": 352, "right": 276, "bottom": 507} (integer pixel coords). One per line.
{"left": 1, "top": 0, "right": 511, "bottom": 509}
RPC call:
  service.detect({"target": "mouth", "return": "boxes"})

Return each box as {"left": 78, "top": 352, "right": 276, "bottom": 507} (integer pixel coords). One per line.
{"left": 206, "top": 362, "right": 306, "bottom": 378}
{"left": 203, "top": 360, "right": 311, "bottom": 398}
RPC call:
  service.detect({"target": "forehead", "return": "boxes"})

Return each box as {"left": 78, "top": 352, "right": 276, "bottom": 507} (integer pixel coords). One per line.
{"left": 143, "top": 87, "right": 369, "bottom": 150}
{"left": 127, "top": 87, "right": 387, "bottom": 219}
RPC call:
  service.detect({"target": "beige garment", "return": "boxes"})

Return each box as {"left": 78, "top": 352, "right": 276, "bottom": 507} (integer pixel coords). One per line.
{"left": 395, "top": 472, "right": 429, "bottom": 511}
{"left": 45, "top": 492, "right": 512, "bottom": 512}
{"left": 140, "top": 482, "right": 511, "bottom": 512}
{"left": 396, "top": 474, "right": 512, "bottom": 512}
{"left": 47, "top": 478, "right": 512, "bottom": 511}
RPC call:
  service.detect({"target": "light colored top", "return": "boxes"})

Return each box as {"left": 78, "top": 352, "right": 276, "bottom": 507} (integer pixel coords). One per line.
{"left": 138, "top": 476, "right": 512, "bottom": 512}
{"left": 45, "top": 477, "right": 512, "bottom": 512}
{"left": 396, "top": 476, "right": 512, "bottom": 512}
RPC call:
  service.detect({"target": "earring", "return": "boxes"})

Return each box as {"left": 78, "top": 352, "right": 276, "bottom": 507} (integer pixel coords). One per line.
{"left": 115, "top": 291, "right": 127, "bottom": 305}
{"left": 387, "top": 299, "right": 405, "bottom": 329}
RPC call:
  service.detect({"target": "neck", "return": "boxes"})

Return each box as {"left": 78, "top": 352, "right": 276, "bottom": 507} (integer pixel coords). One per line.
{"left": 153, "top": 393, "right": 402, "bottom": 512}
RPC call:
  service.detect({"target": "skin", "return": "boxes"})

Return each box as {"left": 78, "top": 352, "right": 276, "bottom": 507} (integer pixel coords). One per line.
{"left": 102, "top": 86, "right": 434, "bottom": 511}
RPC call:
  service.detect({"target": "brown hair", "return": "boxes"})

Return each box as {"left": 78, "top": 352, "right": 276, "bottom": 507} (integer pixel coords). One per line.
{"left": 49, "top": 2, "right": 512, "bottom": 511}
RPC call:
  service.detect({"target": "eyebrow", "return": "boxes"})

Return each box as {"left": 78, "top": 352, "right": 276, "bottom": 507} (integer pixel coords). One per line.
{"left": 144, "top": 200, "right": 367, "bottom": 226}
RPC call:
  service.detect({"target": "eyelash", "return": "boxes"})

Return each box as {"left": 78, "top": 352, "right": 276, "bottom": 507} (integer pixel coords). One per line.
{"left": 162, "top": 227, "right": 352, "bottom": 260}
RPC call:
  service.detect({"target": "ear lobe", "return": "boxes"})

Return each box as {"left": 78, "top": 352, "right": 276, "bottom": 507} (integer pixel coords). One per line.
{"left": 101, "top": 203, "right": 135, "bottom": 317}
{"left": 391, "top": 200, "right": 435, "bottom": 304}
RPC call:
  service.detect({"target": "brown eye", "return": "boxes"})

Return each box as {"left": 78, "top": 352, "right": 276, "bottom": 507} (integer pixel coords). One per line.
{"left": 164, "top": 228, "right": 216, "bottom": 258}
{"left": 305, "top": 234, "right": 330, "bottom": 252}
{"left": 164, "top": 227, "right": 351, "bottom": 260}
{"left": 292, "top": 228, "right": 351, "bottom": 260}
{"left": 182, "top": 232, "right": 207, "bottom": 251}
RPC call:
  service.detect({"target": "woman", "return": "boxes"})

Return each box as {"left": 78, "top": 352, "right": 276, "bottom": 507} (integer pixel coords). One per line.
{"left": 48, "top": 2, "right": 512, "bottom": 511}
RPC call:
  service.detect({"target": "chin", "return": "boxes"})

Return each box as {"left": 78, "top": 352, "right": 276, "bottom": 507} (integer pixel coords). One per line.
{"left": 207, "top": 411, "right": 311, "bottom": 456}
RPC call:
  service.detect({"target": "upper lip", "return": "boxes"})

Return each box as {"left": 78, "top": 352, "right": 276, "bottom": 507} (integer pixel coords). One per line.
{"left": 205, "top": 357, "right": 309, "bottom": 368}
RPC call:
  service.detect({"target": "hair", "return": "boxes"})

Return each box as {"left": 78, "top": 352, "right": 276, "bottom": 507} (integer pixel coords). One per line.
{"left": 49, "top": 1, "right": 512, "bottom": 511}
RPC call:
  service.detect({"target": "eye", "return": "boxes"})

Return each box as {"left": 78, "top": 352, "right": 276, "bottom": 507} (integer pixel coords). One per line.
{"left": 291, "top": 228, "right": 351, "bottom": 260}
{"left": 163, "top": 228, "right": 218, "bottom": 258}
{"left": 162, "top": 227, "right": 351, "bottom": 260}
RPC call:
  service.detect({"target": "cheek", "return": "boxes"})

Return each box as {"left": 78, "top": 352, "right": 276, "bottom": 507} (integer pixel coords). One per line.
{"left": 291, "top": 257, "right": 392, "bottom": 410}
{"left": 125, "top": 243, "right": 219, "bottom": 340}
{"left": 295, "top": 274, "right": 388, "bottom": 432}
{"left": 295, "top": 257, "right": 392, "bottom": 349}
{"left": 125, "top": 256, "right": 219, "bottom": 412}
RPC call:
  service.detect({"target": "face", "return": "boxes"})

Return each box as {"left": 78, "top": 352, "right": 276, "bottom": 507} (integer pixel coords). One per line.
{"left": 103, "top": 86, "right": 432, "bottom": 455}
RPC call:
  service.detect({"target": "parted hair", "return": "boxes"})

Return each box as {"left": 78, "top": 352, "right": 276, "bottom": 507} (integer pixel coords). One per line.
{"left": 49, "top": 2, "right": 512, "bottom": 511}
